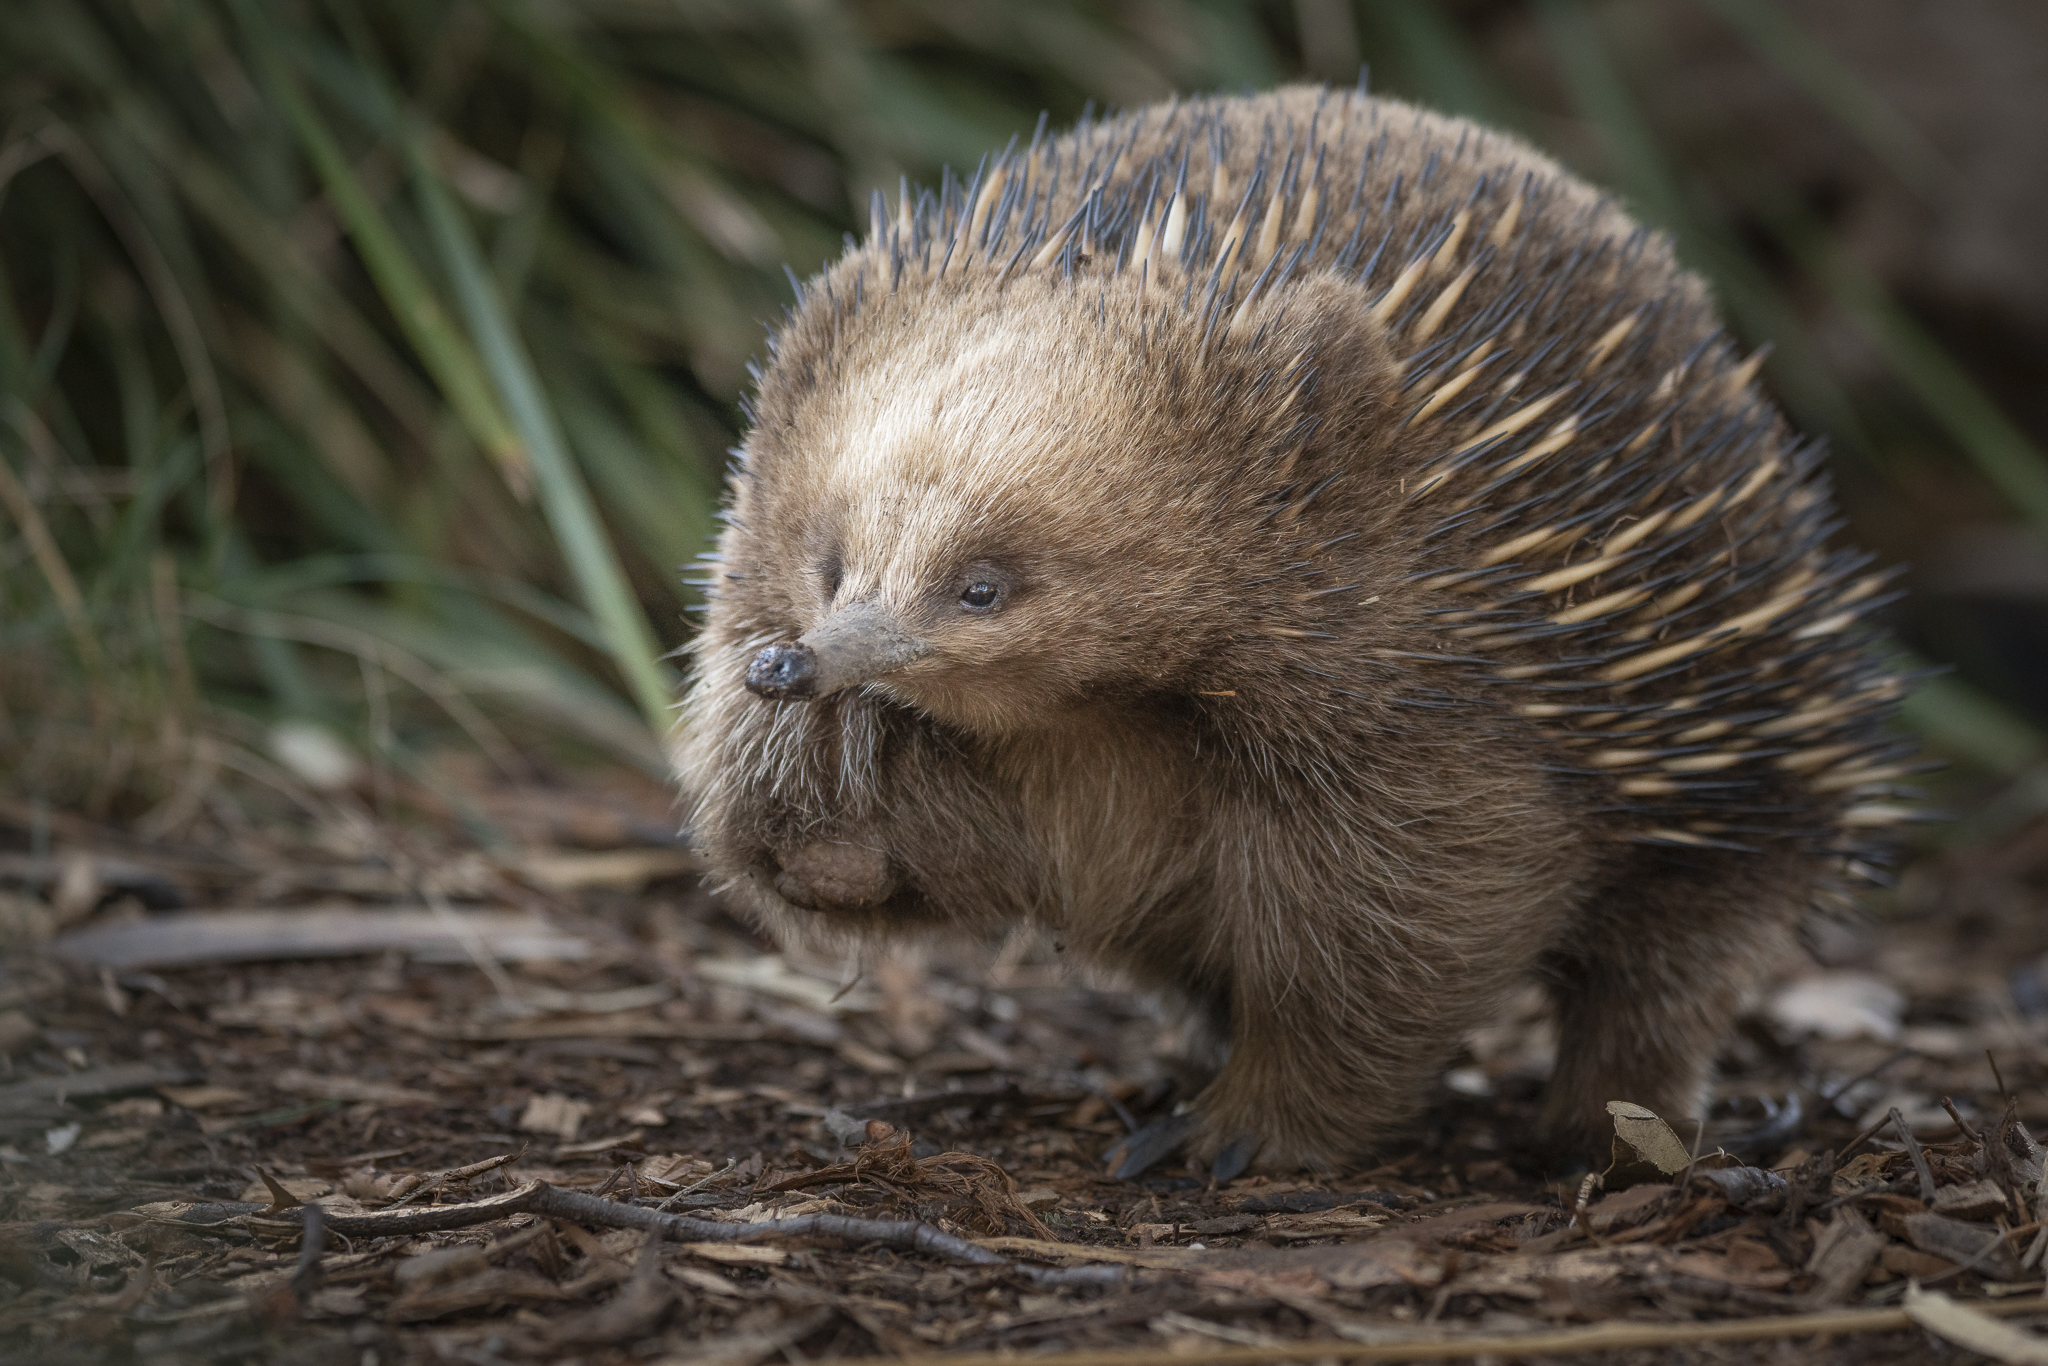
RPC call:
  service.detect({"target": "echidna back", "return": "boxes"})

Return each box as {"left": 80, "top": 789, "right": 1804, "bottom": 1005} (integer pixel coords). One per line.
{"left": 787, "top": 83, "right": 1914, "bottom": 917}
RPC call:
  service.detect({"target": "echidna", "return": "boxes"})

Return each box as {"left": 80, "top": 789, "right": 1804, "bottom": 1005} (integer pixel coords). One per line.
{"left": 676, "top": 84, "right": 1914, "bottom": 1176}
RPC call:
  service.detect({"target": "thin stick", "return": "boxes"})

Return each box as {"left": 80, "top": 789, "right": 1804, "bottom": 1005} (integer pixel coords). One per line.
{"left": 1891, "top": 1107, "right": 1938, "bottom": 1203}
{"left": 1569, "top": 1171, "right": 1609, "bottom": 1248}
{"left": 1678, "top": 1117, "right": 1707, "bottom": 1187}
{"left": 1942, "top": 1095, "right": 1984, "bottom": 1142}
{"left": 656, "top": 1157, "right": 738, "bottom": 1211}
{"left": 1834, "top": 1111, "right": 1897, "bottom": 1165}
{"left": 260, "top": 1179, "right": 1121, "bottom": 1289}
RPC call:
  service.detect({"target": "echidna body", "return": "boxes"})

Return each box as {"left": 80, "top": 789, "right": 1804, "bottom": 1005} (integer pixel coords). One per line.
{"left": 678, "top": 86, "right": 1913, "bottom": 1173}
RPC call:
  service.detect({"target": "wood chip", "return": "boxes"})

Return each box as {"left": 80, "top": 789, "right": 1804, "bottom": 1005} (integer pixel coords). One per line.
{"left": 519, "top": 1093, "right": 591, "bottom": 1141}
{"left": 1805, "top": 1207, "right": 1886, "bottom": 1303}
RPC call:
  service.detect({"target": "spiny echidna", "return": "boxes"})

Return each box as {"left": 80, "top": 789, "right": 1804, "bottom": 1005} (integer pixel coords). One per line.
{"left": 676, "top": 83, "right": 1917, "bottom": 1176}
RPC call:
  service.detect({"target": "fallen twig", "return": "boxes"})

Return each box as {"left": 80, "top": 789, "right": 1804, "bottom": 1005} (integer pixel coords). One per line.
{"left": 1941, "top": 1095, "right": 1983, "bottom": 1144}
{"left": 258, "top": 1180, "right": 1122, "bottom": 1288}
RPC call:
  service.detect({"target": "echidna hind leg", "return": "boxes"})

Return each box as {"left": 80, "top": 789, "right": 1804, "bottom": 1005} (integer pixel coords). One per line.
{"left": 1537, "top": 847, "right": 1812, "bottom": 1164}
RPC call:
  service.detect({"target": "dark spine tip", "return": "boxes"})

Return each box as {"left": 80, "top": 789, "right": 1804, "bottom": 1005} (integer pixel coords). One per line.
{"left": 745, "top": 643, "right": 818, "bottom": 700}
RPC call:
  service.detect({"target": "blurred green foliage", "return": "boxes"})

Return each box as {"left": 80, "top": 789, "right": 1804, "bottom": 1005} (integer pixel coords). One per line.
{"left": 0, "top": 0, "right": 2040, "bottom": 822}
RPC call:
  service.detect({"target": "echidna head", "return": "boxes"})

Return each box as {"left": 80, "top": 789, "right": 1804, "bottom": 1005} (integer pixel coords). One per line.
{"left": 729, "top": 271, "right": 1389, "bottom": 738}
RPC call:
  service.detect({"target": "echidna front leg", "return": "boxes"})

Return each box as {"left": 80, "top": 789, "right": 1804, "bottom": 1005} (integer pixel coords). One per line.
{"left": 1537, "top": 847, "right": 1810, "bottom": 1162}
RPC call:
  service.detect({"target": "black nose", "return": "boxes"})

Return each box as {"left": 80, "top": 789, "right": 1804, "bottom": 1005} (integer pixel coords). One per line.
{"left": 745, "top": 643, "right": 818, "bottom": 700}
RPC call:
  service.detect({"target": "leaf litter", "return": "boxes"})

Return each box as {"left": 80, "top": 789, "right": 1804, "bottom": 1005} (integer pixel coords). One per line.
{"left": 5, "top": 759, "right": 2048, "bottom": 1363}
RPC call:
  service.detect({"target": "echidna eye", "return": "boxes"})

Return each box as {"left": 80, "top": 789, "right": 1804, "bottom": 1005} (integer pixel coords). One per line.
{"left": 959, "top": 581, "right": 999, "bottom": 611}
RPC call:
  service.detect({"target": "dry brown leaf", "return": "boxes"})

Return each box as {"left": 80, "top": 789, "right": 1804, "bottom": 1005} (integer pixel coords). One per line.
{"left": 1599, "top": 1101, "right": 1740, "bottom": 1189}
{"left": 1607, "top": 1102, "right": 1694, "bottom": 1174}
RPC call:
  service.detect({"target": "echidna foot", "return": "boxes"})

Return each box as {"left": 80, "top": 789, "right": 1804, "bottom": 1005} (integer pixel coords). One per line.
{"left": 1104, "top": 1109, "right": 1264, "bottom": 1183}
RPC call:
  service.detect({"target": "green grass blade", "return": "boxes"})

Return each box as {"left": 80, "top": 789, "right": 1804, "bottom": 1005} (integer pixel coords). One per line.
{"left": 401, "top": 118, "right": 674, "bottom": 738}
{"left": 247, "top": 28, "right": 528, "bottom": 490}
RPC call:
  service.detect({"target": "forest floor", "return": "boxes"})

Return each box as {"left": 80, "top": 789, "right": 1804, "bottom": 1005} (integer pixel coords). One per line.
{"left": 4, "top": 755, "right": 2048, "bottom": 1365}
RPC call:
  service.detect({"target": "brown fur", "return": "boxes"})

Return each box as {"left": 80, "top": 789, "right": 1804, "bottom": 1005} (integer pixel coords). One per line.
{"left": 676, "top": 86, "right": 1911, "bottom": 1171}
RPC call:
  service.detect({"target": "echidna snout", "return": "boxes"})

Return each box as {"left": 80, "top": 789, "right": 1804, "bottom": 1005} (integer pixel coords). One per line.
{"left": 744, "top": 601, "right": 932, "bottom": 702}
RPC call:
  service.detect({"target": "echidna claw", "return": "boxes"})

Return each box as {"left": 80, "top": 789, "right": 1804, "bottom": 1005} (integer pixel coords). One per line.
{"left": 1723, "top": 1092, "right": 1805, "bottom": 1157}
{"left": 1106, "top": 1110, "right": 1203, "bottom": 1181}
{"left": 1211, "top": 1134, "right": 1258, "bottom": 1184}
